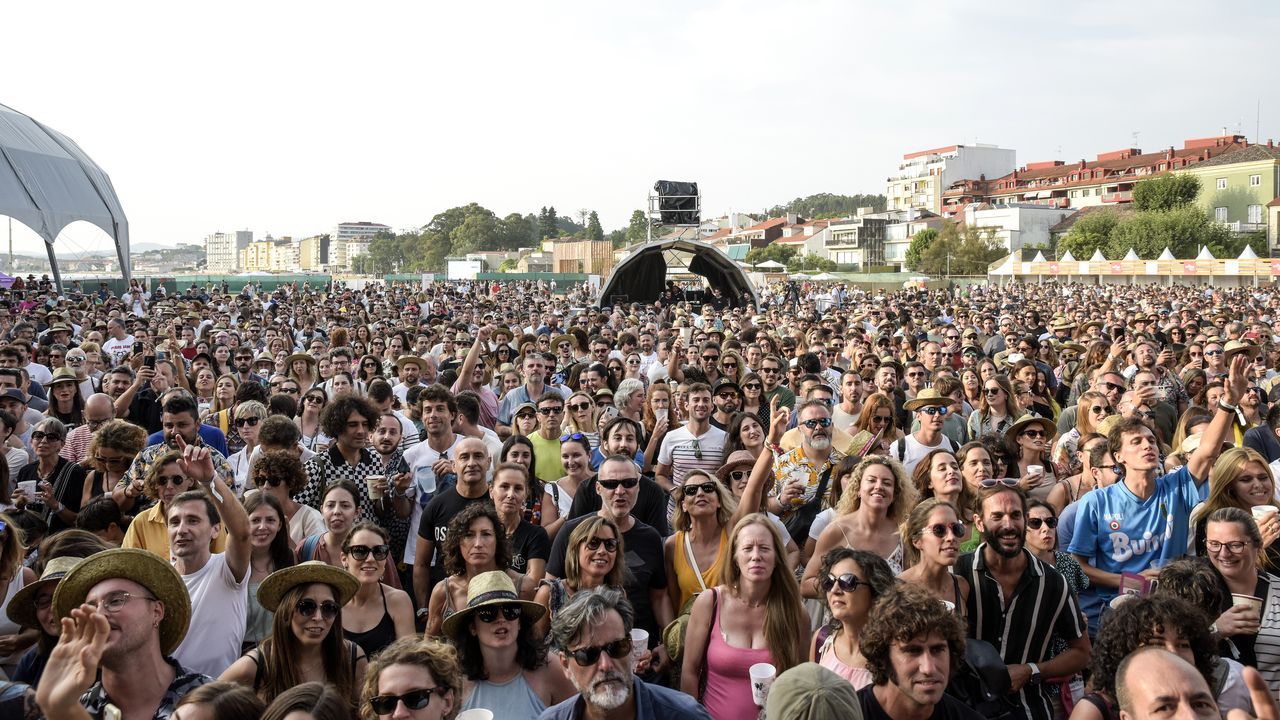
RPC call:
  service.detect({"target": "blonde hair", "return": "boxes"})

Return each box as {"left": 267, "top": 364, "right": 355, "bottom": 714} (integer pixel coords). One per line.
{"left": 836, "top": 455, "right": 917, "bottom": 523}
{"left": 670, "top": 470, "right": 737, "bottom": 531}
{"left": 717, "top": 514, "right": 804, "bottom": 673}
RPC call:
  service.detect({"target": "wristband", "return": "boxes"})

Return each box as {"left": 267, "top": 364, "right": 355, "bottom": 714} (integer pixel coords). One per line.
{"left": 1218, "top": 398, "right": 1240, "bottom": 412}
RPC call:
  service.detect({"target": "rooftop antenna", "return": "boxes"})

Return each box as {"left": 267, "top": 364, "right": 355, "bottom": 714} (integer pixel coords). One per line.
{"left": 1131, "top": 130, "right": 1140, "bottom": 148}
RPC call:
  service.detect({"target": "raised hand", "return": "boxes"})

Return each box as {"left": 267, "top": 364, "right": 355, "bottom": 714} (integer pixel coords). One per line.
{"left": 36, "top": 607, "right": 109, "bottom": 716}
{"left": 174, "top": 434, "right": 214, "bottom": 485}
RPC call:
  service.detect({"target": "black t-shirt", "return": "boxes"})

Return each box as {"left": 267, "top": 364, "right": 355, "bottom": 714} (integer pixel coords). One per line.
{"left": 508, "top": 519, "right": 551, "bottom": 576}
{"left": 567, "top": 477, "right": 671, "bottom": 537}
{"left": 858, "top": 686, "right": 983, "bottom": 720}
{"left": 546, "top": 515, "right": 667, "bottom": 640}
{"left": 18, "top": 458, "right": 88, "bottom": 532}
{"left": 415, "top": 486, "right": 488, "bottom": 585}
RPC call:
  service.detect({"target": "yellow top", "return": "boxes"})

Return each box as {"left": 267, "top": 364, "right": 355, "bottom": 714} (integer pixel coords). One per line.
{"left": 122, "top": 501, "right": 228, "bottom": 559}
{"left": 672, "top": 529, "right": 727, "bottom": 612}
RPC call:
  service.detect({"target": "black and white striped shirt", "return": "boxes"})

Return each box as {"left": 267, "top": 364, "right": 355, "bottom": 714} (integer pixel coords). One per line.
{"left": 955, "top": 545, "right": 1086, "bottom": 720}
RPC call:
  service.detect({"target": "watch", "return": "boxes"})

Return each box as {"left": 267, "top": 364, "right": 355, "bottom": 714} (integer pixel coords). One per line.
{"left": 1027, "top": 663, "right": 1042, "bottom": 686}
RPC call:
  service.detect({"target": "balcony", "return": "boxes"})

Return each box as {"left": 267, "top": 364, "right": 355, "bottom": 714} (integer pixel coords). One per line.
{"left": 826, "top": 234, "right": 860, "bottom": 248}
{"left": 1101, "top": 191, "right": 1133, "bottom": 203}
{"left": 1220, "top": 221, "right": 1268, "bottom": 234}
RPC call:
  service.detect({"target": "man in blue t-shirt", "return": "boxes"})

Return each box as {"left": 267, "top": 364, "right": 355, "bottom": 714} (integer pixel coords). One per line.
{"left": 1069, "top": 353, "right": 1249, "bottom": 635}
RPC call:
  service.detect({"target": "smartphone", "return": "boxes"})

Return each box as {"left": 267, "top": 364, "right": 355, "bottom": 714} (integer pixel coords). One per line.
{"left": 680, "top": 326, "right": 693, "bottom": 344}
{"left": 143, "top": 355, "right": 156, "bottom": 368}
{"left": 133, "top": 341, "right": 144, "bottom": 355}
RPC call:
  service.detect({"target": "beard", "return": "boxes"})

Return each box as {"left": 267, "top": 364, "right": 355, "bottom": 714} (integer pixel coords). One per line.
{"left": 983, "top": 526, "right": 1024, "bottom": 558}
{"left": 808, "top": 435, "right": 832, "bottom": 451}
{"left": 578, "top": 671, "right": 632, "bottom": 710}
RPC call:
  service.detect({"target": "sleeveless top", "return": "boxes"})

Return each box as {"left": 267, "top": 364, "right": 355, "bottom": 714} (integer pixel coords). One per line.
{"left": 0, "top": 570, "right": 27, "bottom": 669}
{"left": 837, "top": 524, "right": 904, "bottom": 575}
{"left": 243, "top": 579, "right": 273, "bottom": 646}
{"left": 702, "top": 589, "right": 773, "bottom": 720}
{"left": 345, "top": 584, "right": 398, "bottom": 658}
{"left": 817, "top": 632, "right": 873, "bottom": 690}
{"left": 672, "top": 530, "right": 727, "bottom": 612}
{"left": 461, "top": 672, "right": 546, "bottom": 719}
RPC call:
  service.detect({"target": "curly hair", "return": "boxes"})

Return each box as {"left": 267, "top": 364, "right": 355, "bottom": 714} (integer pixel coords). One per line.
{"left": 1154, "top": 556, "right": 1231, "bottom": 618}
{"left": 359, "top": 637, "right": 464, "bottom": 720}
{"left": 252, "top": 449, "right": 308, "bottom": 494}
{"left": 143, "top": 451, "right": 186, "bottom": 501}
{"left": 318, "top": 394, "right": 380, "bottom": 442}
{"left": 86, "top": 420, "right": 147, "bottom": 475}
{"left": 442, "top": 503, "right": 512, "bottom": 577}
{"left": 835, "top": 455, "right": 917, "bottom": 523}
{"left": 818, "top": 548, "right": 896, "bottom": 633}
{"left": 861, "top": 583, "right": 967, "bottom": 687}
{"left": 1087, "top": 595, "right": 1217, "bottom": 698}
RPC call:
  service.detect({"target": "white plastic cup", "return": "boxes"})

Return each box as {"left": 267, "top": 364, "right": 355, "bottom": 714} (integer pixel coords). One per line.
{"left": 1232, "top": 593, "right": 1264, "bottom": 615}
{"left": 1027, "top": 465, "right": 1044, "bottom": 479}
{"left": 456, "top": 710, "right": 494, "bottom": 720}
{"left": 630, "top": 628, "right": 649, "bottom": 662}
{"left": 749, "top": 662, "right": 776, "bottom": 707}
{"left": 1252, "top": 505, "right": 1278, "bottom": 522}
{"left": 16, "top": 480, "right": 36, "bottom": 499}
{"left": 365, "top": 475, "right": 385, "bottom": 501}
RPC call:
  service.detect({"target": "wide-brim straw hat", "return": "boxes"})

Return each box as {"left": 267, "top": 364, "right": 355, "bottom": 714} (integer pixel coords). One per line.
{"left": 1004, "top": 415, "right": 1058, "bottom": 446}
{"left": 715, "top": 450, "right": 757, "bottom": 483}
{"left": 904, "top": 388, "right": 959, "bottom": 412}
{"left": 286, "top": 352, "right": 317, "bottom": 367}
{"left": 8, "top": 556, "right": 86, "bottom": 630}
{"left": 1224, "top": 340, "right": 1262, "bottom": 363}
{"left": 52, "top": 548, "right": 191, "bottom": 655}
{"left": 552, "top": 334, "right": 578, "bottom": 352}
{"left": 257, "top": 562, "right": 359, "bottom": 613}
{"left": 48, "top": 367, "right": 79, "bottom": 386}
{"left": 394, "top": 355, "right": 427, "bottom": 372}
{"left": 441, "top": 570, "right": 545, "bottom": 641}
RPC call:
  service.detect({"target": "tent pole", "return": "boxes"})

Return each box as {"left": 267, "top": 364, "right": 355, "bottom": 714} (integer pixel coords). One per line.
{"left": 45, "top": 240, "right": 61, "bottom": 293}
{"left": 115, "top": 225, "right": 131, "bottom": 286}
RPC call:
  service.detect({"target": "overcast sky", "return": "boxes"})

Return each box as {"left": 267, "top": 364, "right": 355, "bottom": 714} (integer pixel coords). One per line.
{"left": 3, "top": 0, "right": 1276, "bottom": 258}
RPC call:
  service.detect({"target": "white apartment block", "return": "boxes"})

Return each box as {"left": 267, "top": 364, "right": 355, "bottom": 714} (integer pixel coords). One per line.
{"left": 887, "top": 144, "right": 1015, "bottom": 214}
{"left": 204, "top": 230, "right": 252, "bottom": 273}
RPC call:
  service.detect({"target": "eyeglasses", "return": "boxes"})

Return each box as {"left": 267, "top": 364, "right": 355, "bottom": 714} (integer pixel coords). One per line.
{"left": 585, "top": 536, "right": 619, "bottom": 552}
{"left": 920, "top": 406, "right": 948, "bottom": 416}
{"left": 1026, "top": 517, "right": 1058, "bottom": 530}
{"left": 1206, "top": 539, "right": 1251, "bottom": 554}
{"left": 346, "top": 544, "right": 390, "bottom": 561}
{"left": 31, "top": 431, "right": 63, "bottom": 442}
{"left": 598, "top": 477, "right": 639, "bottom": 491}
{"left": 1021, "top": 430, "right": 1046, "bottom": 439}
{"left": 1089, "top": 405, "right": 1112, "bottom": 415}
{"left": 821, "top": 573, "right": 871, "bottom": 594}
{"left": 368, "top": 688, "right": 450, "bottom": 715}
{"left": 538, "top": 407, "right": 563, "bottom": 415}
{"left": 235, "top": 417, "right": 261, "bottom": 427}
{"left": 155, "top": 473, "right": 187, "bottom": 487}
{"left": 682, "top": 481, "right": 718, "bottom": 497}
{"left": 94, "top": 454, "right": 131, "bottom": 467}
{"left": 296, "top": 598, "right": 340, "bottom": 619}
{"left": 566, "top": 637, "right": 633, "bottom": 667}
{"left": 86, "top": 591, "right": 157, "bottom": 614}
{"left": 802, "top": 418, "right": 833, "bottom": 429}
{"left": 476, "top": 604, "right": 523, "bottom": 623}
{"left": 979, "top": 478, "right": 1021, "bottom": 488}
{"left": 924, "top": 522, "right": 966, "bottom": 538}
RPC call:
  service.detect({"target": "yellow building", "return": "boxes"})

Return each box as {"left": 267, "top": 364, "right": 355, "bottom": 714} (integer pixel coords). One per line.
{"left": 551, "top": 238, "right": 614, "bottom": 274}
{"left": 238, "top": 241, "right": 275, "bottom": 272}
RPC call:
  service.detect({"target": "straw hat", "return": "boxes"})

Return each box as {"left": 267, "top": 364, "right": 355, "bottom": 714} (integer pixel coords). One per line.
{"left": 552, "top": 334, "right": 578, "bottom": 352}
{"left": 1224, "top": 340, "right": 1262, "bottom": 363}
{"left": 257, "top": 562, "right": 359, "bottom": 613}
{"left": 394, "top": 355, "right": 427, "bottom": 372}
{"left": 715, "top": 450, "right": 756, "bottom": 484}
{"left": 285, "top": 352, "right": 317, "bottom": 367}
{"left": 47, "top": 367, "right": 78, "bottom": 387}
{"left": 8, "top": 556, "right": 86, "bottom": 630}
{"left": 1003, "top": 415, "right": 1057, "bottom": 446}
{"left": 904, "top": 388, "right": 959, "bottom": 412}
{"left": 441, "top": 570, "right": 545, "bottom": 641}
{"left": 52, "top": 548, "right": 191, "bottom": 655}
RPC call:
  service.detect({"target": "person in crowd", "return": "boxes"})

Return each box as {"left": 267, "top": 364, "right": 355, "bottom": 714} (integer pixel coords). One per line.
{"left": 0, "top": 512, "right": 35, "bottom": 678}
{"left": 242, "top": 492, "right": 295, "bottom": 652}
{"left": 360, "top": 635, "right": 465, "bottom": 720}
{"left": 1201, "top": 506, "right": 1280, "bottom": 693}
{"left": 1004, "top": 415, "right": 1059, "bottom": 502}
{"left": 225, "top": 400, "right": 267, "bottom": 493}
{"left": 910, "top": 448, "right": 976, "bottom": 546}
{"left": 808, "top": 547, "right": 895, "bottom": 690}
{"left": 76, "top": 418, "right": 144, "bottom": 511}
{"left": 655, "top": 381, "right": 727, "bottom": 518}
{"left": 220, "top": 561, "right": 367, "bottom": 703}
{"left": 887, "top": 389, "right": 959, "bottom": 476}
{"left": 542, "top": 586, "right": 711, "bottom": 720}
{"left": 340, "top": 521, "right": 415, "bottom": 658}
{"left": 897, "top": 497, "right": 970, "bottom": 612}
{"left": 680, "top": 514, "right": 807, "bottom": 720}
{"left": 18, "top": 418, "right": 86, "bottom": 532}
{"left": 414, "top": 437, "right": 494, "bottom": 611}
{"left": 1190, "top": 447, "right": 1280, "bottom": 574}
{"left": 251, "top": 448, "right": 326, "bottom": 547}
{"left": 663, "top": 468, "right": 736, "bottom": 616}
{"left": 295, "top": 395, "right": 385, "bottom": 522}
{"left": 969, "top": 374, "right": 1022, "bottom": 438}
{"left": 492, "top": 462, "right": 551, "bottom": 582}
{"left": 541, "top": 434, "right": 593, "bottom": 540}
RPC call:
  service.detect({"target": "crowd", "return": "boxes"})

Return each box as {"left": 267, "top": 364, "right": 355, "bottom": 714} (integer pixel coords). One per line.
{"left": 2, "top": 274, "right": 1280, "bottom": 720}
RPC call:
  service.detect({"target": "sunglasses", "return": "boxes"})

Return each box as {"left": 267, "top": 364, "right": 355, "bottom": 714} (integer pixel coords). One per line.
{"left": 305, "top": 395, "right": 324, "bottom": 404}
{"left": 984, "top": 387, "right": 1003, "bottom": 395}
{"left": 476, "top": 605, "right": 523, "bottom": 623}
{"left": 31, "top": 431, "right": 63, "bottom": 442}
{"left": 871, "top": 415, "right": 891, "bottom": 424}
{"left": 234, "top": 417, "right": 261, "bottom": 427}
{"left": 368, "top": 688, "right": 450, "bottom": 715}
{"left": 742, "top": 383, "right": 761, "bottom": 390}
{"left": 1089, "top": 405, "right": 1112, "bottom": 415}
{"left": 567, "top": 402, "right": 592, "bottom": 412}
{"left": 598, "top": 478, "right": 639, "bottom": 491}
{"left": 584, "top": 537, "right": 619, "bottom": 552}
{"left": 296, "top": 598, "right": 341, "bottom": 619}
{"left": 1026, "top": 517, "right": 1058, "bottom": 530}
{"left": 728, "top": 470, "right": 749, "bottom": 481}
{"left": 515, "top": 412, "right": 537, "bottom": 420}
{"left": 682, "top": 481, "right": 719, "bottom": 497}
{"left": 821, "top": 572, "right": 871, "bottom": 594}
{"left": 566, "top": 637, "right": 633, "bottom": 667}
{"left": 920, "top": 406, "right": 948, "bottom": 416}
{"left": 979, "top": 477, "right": 1020, "bottom": 489}
{"left": 924, "top": 522, "right": 966, "bottom": 538}
{"left": 801, "top": 418, "right": 833, "bottom": 429}
{"left": 1021, "top": 430, "right": 1046, "bottom": 439}
{"left": 346, "top": 544, "right": 390, "bottom": 561}
{"left": 538, "top": 407, "right": 563, "bottom": 415}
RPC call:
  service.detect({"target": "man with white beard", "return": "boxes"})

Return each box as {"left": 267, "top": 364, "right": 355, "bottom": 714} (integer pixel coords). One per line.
{"left": 540, "top": 587, "right": 709, "bottom": 720}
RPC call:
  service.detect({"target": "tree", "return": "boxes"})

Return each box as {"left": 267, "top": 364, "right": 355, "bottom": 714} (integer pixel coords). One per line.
{"left": 767, "top": 193, "right": 887, "bottom": 218}
{"left": 1132, "top": 174, "right": 1201, "bottom": 212}
{"left": 367, "top": 230, "right": 402, "bottom": 274}
{"left": 1058, "top": 209, "right": 1123, "bottom": 260}
{"left": 449, "top": 209, "right": 500, "bottom": 256}
{"left": 787, "top": 253, "right": 836, "bottom": 272}
{"left": 744, "top": 243, "right": 798, "bottom": 267}
{"left": 538, "top": 206, "right": 558, "bottom": 240}
{"left": 497, "top": 213, "right": 538, "bottom": 250}
{"left": 905, "top": 228, "right": 937, "bottom": 271}
{"left": 497, "top": 258, "right": 518, "bottom": 272}
{"left": 623, "top": 210, "right": 650, "bottom": 245}
{"left": 915, "top": 224, "right": 1005, "bottom": 276}
{"left": 1106, "top": 206, "right": 1230, "bottom": 260}
{"left": 585, "top": 211, "right": 604, "bottom": 241}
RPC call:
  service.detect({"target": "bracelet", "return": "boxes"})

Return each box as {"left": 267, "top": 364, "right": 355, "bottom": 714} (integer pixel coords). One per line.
{"left": 1218, "top": 399, "right": 1240, "bottom": 412}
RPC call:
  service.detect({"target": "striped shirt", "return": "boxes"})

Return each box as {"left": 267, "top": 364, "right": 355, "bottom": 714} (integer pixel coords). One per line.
{"left": 1225, "top": 572, "right": 1280, "bottom": 695}
{"left": 955, "top": 545, "right": 1086, "bottom": 720}
{"left": 657, "top": 425, "right": 727, "bottom": 521}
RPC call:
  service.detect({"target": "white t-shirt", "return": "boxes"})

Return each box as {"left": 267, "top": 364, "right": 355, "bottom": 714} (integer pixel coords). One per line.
{"left": 172, "top": 553, "right": 248, "bottom": 677}
{"left": 289, "top": 505, "right": 326, "bottom": 547}
{"left": 102, "top": 335, "right": 135, "bottom": 366}
{"left": 402, "top": 435, "right": 463, "bottom": 565}
{"left": 886, "top": 433, "right": 957, "bottom": 477}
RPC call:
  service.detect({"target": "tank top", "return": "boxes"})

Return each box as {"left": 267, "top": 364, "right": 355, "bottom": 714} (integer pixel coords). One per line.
{"left": 243, "top": 579, "right": 273, "bottom": 647}
{"left": 345, "top": 584, "right": 398, "bottom": 658}
{"left": 817, "top": 632, "right": 873, "bottom": 690}
{"left": 672, "top": 530, "right": 727, "bottom": 612}
{"left": 461, "top": 672, "right": 546, "bottom": 719}
{"left": 702, "top": 590, "right": 773, "bottom": 720}
{"left": 0, "top": 570, "right": 27, "bottom": 669}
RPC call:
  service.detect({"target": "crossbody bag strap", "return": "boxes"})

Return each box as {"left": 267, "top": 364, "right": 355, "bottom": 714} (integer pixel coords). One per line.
{"left": 683, "top": 532, "right": 708, "bottom": 592}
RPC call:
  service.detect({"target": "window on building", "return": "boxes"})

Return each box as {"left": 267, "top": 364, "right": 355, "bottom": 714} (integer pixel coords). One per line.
{"left": 1248, "top": 205, "right": 1263, "bottom": 224}
{"left": 1215, "top": 207, "right": 1229, "bottom": 223}
{"left": 1251, "top": 174, "right": 1262, "bottom": 187}
{"left": 1217, "top": 178, "right": 1228, "bottom": 190}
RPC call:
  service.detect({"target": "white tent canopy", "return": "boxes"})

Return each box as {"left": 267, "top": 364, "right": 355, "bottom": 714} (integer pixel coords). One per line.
{"left": 755, "top": 260, "right": 785, "bottom": 269}
{"left": 1031, "top": 250, "right": 1046, "bottom": 262}
{"left": 789, "top": 273, "right": 811, "bottom": 280}
{"left": 0, "top": 103, "right": 131, "bottom": 288}
{"left": 1196, "top": 245, "right": 1216, "bottom": 260}
{"left": 1240, "top": 245, "right": 1260, "bottom": 259}
{"left": 1158, "top": 247, "right": 1175, "bottom": 260}
{"left": 1122, "top": 248, "right": 1140, "bottom": 261}
{"left": 812, "top": 272, "right": 840, "bottom": 280}
{"left": 1060, "top": 249, "right": 1076, "bottom": 262}
{"left": 1089, "top": 249, "right": 1106, "bottom": 261}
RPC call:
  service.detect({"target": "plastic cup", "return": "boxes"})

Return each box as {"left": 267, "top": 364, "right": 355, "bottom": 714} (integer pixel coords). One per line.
{"left": 365, "top": 475, "right": 385, "bottom": 501}
{"left": 456, "top": 711, "right": 494, "bottom": 720}
{"left": 749, "top": 662, "right": 776, "bottom": 707}
{"left": 1027, "top": 465, "right": 1044, "bottom": 480}
{"left": 1252, "top": 505, "right": 1278, "bottom": 522}
{"left": 16, "top": 480, "right": 36, "bottom": 499}
{"left": 630, "top": 628, "right": 649, "bottom": 662}
{"left": 1110, "top": 593, "right": 1138, "bottom": 609}
{"left": 1232, "top": 593, "right": 1264, "bottom": 615}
